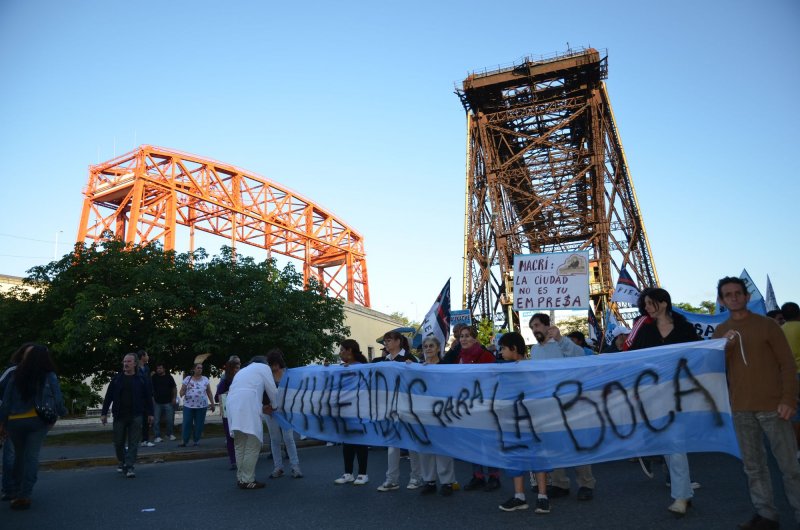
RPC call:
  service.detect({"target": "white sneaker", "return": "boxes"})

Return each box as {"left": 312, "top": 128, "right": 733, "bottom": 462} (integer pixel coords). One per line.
{"left": 168, "top": 435, "right": 176, "bottom": 441}
{"left": 334, "top": 473, "right": 355, "bottom": 485}
{"left": 154, "top": 437, "right": 163, "bottom": 443}
{"left": 406, "top": 479, "right": 423, "bottom": 490}
{"left": 140, "top": 441, "right": 147, "bottom": 447}
{"left": 353, "top": 474, "right": 369, "bottom": 485}
{"left": 377, "top": 482, "right": 399, "bottom": 492}
{"left": 144, "top": 441, "right": 155, "bottom": 447}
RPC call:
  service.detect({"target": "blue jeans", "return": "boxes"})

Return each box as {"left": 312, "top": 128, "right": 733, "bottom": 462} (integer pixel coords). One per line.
{"left": 113, "top": 415, "right": 142, "bottom": 469}
{"left": 2, "top": 437, "right": 17, "bottom": 494}
{"left": 263, "top": 413, "right": 300, "bottom": 471}
{"left": 734, "top": 411, "right": 800, "bottom": 522}
{"left": 153, "top": 402, "right": 174, "bottom": 438}
{"left": 664, "top": 453, "right": 693, "bottom": 500}
{"left": 6, "top": 417, "right": 49, "bottom": 498}
{"left": 182, "top": 407, "right": 207, "bottom": 444}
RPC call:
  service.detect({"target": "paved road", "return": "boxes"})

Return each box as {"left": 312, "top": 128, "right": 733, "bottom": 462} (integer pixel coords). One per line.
{"left": 3, "top": 445, "right": 797, "bottom": 529}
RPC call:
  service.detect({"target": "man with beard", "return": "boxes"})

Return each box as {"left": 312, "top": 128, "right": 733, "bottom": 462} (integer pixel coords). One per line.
{"left": 528, "top": 313, "right": 596, "bottom": 502}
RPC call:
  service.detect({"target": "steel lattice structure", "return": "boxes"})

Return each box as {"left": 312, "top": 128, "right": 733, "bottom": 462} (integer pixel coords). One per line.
{"left": 77, "top": 145, "right": 370, "bottom": 306}
{"left": 456, "top": 48, "right": 657, "bottom": 329}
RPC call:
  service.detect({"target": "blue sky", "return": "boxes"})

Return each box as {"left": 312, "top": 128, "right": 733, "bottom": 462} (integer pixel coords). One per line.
{"left": 1, "top": 0, "right": 798, "bottom": 322}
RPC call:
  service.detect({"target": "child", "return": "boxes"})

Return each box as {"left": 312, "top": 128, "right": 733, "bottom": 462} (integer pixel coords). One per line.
{"left": 497, "top": 332, "right": 550, "bottom": 514}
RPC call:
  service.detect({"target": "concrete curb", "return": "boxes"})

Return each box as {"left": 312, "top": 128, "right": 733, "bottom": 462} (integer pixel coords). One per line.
{"left": 39, "top": 439, "right": 326, "bottom": 471}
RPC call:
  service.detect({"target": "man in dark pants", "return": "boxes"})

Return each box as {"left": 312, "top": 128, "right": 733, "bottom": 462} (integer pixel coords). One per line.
{"left": 101, "top": 353, "right": 154, "bottom": 478}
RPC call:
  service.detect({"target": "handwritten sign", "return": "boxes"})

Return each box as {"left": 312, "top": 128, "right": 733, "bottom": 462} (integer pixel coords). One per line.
{"left": 274, "top": 341, "right": 738, "bottom": 470}
{"left": 513, "top": 251, "right": 590, "bottom": 311}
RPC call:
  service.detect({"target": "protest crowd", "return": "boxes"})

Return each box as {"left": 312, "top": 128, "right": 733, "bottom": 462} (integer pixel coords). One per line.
{"left": 0, "top": 276, "right": 799, "bottom": 530}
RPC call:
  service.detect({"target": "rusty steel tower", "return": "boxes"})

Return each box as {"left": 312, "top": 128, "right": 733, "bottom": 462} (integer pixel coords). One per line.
{"left": 77, "top": 146, "right": 370, "bottom": 306}
{"left": 457, "top": 48, "right": 658, "bottom": 329}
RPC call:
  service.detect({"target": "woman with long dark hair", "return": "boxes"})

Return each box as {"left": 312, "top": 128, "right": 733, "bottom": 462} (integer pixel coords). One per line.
{"left": 333, "top": 339, "right": 371, "bottom": 486}
{"left": 0, "top": 343, "right": 66, "bottom": 510}
{"left": 627, "top": 287, "right": 701, "bottom": 517}
{"left": 215, "top": 355, "right": 241, "bottom": 469}
{"left": 263, "top": 349, "right": 303, "bottom": 478}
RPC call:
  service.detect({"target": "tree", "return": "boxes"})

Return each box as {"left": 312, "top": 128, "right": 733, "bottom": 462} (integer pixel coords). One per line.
{"left": 553, "top": 314, "right": 589, "bottom": 336}
{"left": 388, "top": 311, "right": 420, "bottom": 330}
{"left": 0, "top": 240, "right": 349, "bottom": 392}
{"left": 674, "top": 301, "right": 715, "bottom": 315}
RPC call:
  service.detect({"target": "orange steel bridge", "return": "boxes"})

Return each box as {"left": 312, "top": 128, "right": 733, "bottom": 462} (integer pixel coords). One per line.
{"left": 77, "top": 145, "right": 370, "bottom": 306}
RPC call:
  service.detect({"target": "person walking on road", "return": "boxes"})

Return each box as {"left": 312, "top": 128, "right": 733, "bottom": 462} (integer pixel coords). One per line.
{"left": 100, "top": 353, "right": 154, "bottom": 479}
{"left": 178, "top": 362, "right": 215, "bottom": 447}
{"left": 226, "top": 355, "right": 278, "bottom": 489}
{"left": 0, "top": 343, "right": 28, "bottom": 501}
{"left": 0, "top": 343, "right": 67, "bottom": 510}
{"left": 215, "top": 355, "right": 241, "bottom": 469}
{"left": 151, "top": 361, "right": 177, "bottom": 442}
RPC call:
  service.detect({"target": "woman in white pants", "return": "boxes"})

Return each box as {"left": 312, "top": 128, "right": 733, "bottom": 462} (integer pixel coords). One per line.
{"left": 417, "top": 336, "right": 457, "bottom": 496}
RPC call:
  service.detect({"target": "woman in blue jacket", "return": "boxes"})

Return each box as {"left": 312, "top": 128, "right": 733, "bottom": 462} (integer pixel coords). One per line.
{"left": 0, "top": 343, "right": 67, "bottom": 510}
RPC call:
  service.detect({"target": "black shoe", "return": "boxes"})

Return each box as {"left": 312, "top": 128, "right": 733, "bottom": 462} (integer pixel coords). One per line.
{"left": 483, "top": 476, "right": 501, "bottom": 492}
{"left": 546, "top": 485, "right": 570, "bottom": 498}
{"left": 738, "top": 514, "right": 779, "bottom": 530}
{"left": 420, "top": 482, "right": 437, "bottom": 495}
{"left": 499, "top": 496, "right": 528, "bottom": 512}
{"left": 576, "top": 486, "right": 593, "bottom": 501}
{"left": 440, "top": 484, "right": 453, "bottom": 497}
{"left": 464, "top": 476, "right": 486, "bottom": 491}
{"left": 534, "top": 496, "right": 551, "bottom": 514}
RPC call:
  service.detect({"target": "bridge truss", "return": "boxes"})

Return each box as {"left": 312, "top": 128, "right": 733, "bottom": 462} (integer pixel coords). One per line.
{"left": 77, "top": 145, "right": 370, "bottom": 306}
{"left": 457, "top": 48, "right": 657, "bottom": 329}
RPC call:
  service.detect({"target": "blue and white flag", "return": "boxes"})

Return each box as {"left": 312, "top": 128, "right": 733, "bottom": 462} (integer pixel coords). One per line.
{"left": 765, "top": 276, "right": 779, "bottom": 312}
{"left": 587, "top": 307, "right": 602, "bottom": 347}
{"left": 417, "top": 279, "right": 451, "bottom": 355}
{"left": 274, "top": 340, "right": 738, "bottom": 470}
{"left": 610, "top": 268, "right": 640, "bottom": 306}
{"left": 673, "top": 300, "right": 767, "bottom": 340}
{"left": 603, "top": 309, "right": 620, "bottom": 348}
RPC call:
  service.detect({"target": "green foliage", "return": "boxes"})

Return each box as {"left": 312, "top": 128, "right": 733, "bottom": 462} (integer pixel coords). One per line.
{"left": 554, "top": 315, "right": 589, "bottom": 336}
{"left": 673, "top": 301, "right": 715, "bottom": 315}
{"left": 388, "top": 311, "right": 420, "bottom": 330}
{"left": 59, "top": 380, "right": 102, "bottom": 416}
{"left": 476, "top": 318, "right": 496, "bottom": 347}
{"left": 0, "top": 240, "right": 349, "bottom": 385}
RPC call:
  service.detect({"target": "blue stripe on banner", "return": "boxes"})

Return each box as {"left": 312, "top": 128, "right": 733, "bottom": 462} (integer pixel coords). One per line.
{"left": 274, "top": 340, "right": 738, "bottom": 470}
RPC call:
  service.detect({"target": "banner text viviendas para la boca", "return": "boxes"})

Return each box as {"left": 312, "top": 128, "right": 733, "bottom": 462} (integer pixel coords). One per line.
{"left": 274, "top": 341, "right": 738, "bottom": 470}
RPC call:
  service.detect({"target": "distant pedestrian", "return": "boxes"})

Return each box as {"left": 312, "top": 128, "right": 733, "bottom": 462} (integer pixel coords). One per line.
{"left": 333, "top": 339, "right": 370, "bottom": 486}
{"left": 215, "top": 355, "right": 241, "bottom": 470}
{"left": 100, "top": 353, "right": 154, "bottom": 479}
{"left": 714, "top": 277, "right": 800, "bottom": 529}
{"left": 566, "top": 331, "right": 595, "bottom": 356}
{"left": 137, "top": 350, "right": 155, "bottom": 447}
{"left": 178, "top": 362, "right": 215, "bottom": 447}
{"left": 151, "top": 361, "right": 177, "bottom": 442}
{"left": 226, "top": 356, "right": 278, "bottom": 489}
{"left": 263, "top": 349, "right": 302, "bottom": 479}
{"left": 0, "top": 343, "right": 67, "bottom": 509}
